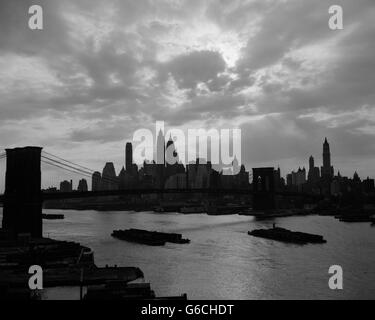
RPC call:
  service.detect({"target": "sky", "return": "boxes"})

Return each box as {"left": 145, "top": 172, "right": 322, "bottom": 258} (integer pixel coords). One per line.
{"left": 0, "top": 0, "right": 375, "bottom": 189}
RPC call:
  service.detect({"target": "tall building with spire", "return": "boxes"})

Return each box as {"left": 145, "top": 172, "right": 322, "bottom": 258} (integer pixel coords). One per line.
{"left": 321, "top": 138, "right": 334, "bottom": 178}
{"left": 156, "top": 129, "right": 165, "bottom": 166}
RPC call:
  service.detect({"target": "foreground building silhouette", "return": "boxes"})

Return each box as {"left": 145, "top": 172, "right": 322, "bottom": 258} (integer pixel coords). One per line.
{"left": 0, "top": 147, "right": 185, "bottom": 300}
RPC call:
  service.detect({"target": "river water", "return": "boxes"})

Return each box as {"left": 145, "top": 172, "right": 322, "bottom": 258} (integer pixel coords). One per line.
{"left": 1, "top": 209, "right": 375, "bottom": 299}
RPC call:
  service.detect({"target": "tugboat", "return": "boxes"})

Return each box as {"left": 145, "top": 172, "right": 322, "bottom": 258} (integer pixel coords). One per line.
{"left": 111, "top": 229, "right": 190, "bottom": 246}
{"left": 248, "top": 224, "right": 326, "bottom": 244}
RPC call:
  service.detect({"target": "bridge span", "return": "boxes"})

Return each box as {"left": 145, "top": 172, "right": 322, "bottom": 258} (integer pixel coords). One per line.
{"left": 0, "top": 188, "right": 316, "bottom": 202}
{"left": 0, "top": 146, "right": 319, "bottom": 239}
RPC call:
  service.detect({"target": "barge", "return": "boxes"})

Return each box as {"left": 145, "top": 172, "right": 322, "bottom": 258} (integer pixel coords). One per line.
{"left": 179, "top": 206, "right": 206, "bottom": 214}
{"left": 112, "top": 230, "right": 165, "bottom": 246}
{"left": 336, "top": 215, "right": 375, "bottom": 223}
{"left": 248, "top": 226, "right": 326, "bottom": 244}
{"left": 111, "top": 229, "right": 190, "bottom": 246}
{"left": 42, "top": 213, "right": 65, "bottom": 220}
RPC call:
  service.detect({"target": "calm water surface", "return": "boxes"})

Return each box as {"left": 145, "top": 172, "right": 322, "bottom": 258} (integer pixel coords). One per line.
{"left": 1, "top": 209, "right": 374, "bottom": 299}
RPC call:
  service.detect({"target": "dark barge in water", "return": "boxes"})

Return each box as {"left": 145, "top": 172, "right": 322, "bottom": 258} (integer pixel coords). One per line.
{"left": 248, "top": 226, "right": 326, "bottom": 244}
{"left": 336, "top": 215, "right": 375, "bottom": 223}
{"left": 111, "top": 229, "right": 190, "bottom": 246}
{"left": 42, "top": 213, "right": 64, "bottom": 220}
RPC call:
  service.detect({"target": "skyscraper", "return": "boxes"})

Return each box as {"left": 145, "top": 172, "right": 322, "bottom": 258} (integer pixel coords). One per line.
{"left": 77, "top": 179, "right": 88, "bottom": 192}
{"left": 309, "top": 155, "right": 314, "bottom": 171}
{"left": 92, "top": 171, "right": 101, "bottom": 191}
{"left": 101, "top": 162, "right": 118, "bottom": 190}
{"left": 60, "top": 180, "right": 73, "bottom": 192}
{"left": 125, "top": 142, "right": 133, "bottom": 172}
{"left": 308, "top": 155, "right": 320, "bottom": 183}
{"left": 321, "top": 138, "right": 334, "bottom": 178}
{"left": 156, "top": 129, "right": 165, "bottom": 165}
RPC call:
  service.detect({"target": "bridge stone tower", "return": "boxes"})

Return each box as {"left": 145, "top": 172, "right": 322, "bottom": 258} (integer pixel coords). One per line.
{"left": 252, "top": 167, "right": 276, "bottom": 211}
{"left": 2, "top": 147, "right": 43, "bottom": 238}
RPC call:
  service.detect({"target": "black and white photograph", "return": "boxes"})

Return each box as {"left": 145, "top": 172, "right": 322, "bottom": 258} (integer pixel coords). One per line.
{"left": 0, "top": 0, "right": 374, "bottom": 308}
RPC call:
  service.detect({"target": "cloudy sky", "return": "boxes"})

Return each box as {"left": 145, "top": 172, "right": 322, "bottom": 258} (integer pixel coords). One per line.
{"left": 0, "top": 0, "right": 375, "bottom": 189}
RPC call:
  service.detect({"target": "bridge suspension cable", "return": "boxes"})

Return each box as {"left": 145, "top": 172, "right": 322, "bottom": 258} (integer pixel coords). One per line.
{"left": 41, "top": 155, "right": 94, "bottom": 177}
{"left": 41, "top": 159, "right": 94, "bottom": 180}
{"left": 41, "top": 158, "right": 120, "bottom": 187}
{"left": 41, "top": 151, "right": 120, "bottom": 185}
{"left": 43, "top": 151, "right": 97, "bottom": 173}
